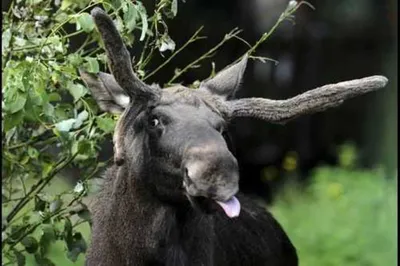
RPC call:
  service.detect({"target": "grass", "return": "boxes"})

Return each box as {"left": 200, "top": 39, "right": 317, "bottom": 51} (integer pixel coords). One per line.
{"left": 270, "top": 166, "right": 397, "bottom": 266}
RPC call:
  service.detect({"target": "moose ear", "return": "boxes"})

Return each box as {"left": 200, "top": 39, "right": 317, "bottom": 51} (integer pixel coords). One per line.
{"left": 200, "top": 55, "right": 248, "bottom": 100}
{"left": 79, "top": 70, "right": 130, "bottom": 114}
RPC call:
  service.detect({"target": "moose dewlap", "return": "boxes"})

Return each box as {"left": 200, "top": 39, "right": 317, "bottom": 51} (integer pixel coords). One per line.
{"left": 81, "top": 7, "right": 387, "bottom": 266}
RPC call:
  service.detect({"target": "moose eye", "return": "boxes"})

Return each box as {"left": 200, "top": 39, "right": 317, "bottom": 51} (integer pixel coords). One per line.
{"left": 149, "top": 117, "right": 160, "bottom": 127}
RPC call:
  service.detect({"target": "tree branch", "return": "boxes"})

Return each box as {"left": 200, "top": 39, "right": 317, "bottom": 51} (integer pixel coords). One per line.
{"left": 166, "top": 28, "right": 242, "bottom": 85}
{"left": 4, "top": 153, "right": 78, "bottom": 225}
{"left": 143, "top": 26, "right": 205, "bottom": 81}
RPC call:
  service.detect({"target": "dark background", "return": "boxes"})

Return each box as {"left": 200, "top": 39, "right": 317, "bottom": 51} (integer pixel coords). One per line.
{"left": 3, "top": 0, "right": 397, "bottom": 201}
{"left": 140, "top": 0, "right": 398, "bottom": 201}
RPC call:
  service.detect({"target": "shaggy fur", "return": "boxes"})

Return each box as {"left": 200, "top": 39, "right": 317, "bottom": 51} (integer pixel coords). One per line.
{"left": 86, "top": 165, "right": 298, "bottom": 266}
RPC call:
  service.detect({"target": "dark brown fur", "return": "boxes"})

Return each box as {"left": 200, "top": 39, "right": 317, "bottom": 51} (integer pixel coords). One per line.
{"left": 86, "top": 165, "right": 298, "bottom": 266}
{"left": 83, "top": 8, "right": 298, "bottom": 266}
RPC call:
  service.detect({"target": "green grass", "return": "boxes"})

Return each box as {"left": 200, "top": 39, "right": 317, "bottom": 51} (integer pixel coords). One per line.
{"left": 271, "top": 166, "right": 397, "bottom": 266}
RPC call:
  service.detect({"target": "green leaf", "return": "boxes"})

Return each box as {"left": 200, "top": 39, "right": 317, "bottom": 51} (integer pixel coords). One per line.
{"left": 137, "top": 3, "right": 148, "bottom": 41}
{"left": 42, "top": 163, "right": 53, "bottom": 177}
{"left": 66, "top": 232, "right": 87, "bottom": 262}
{"left": 77, "top": 209, "right": 91, "bottom": 222}
{"left": 76, "top": 12, "right": 95, "bottom": 32}
{"left": 60, "top": 0, "right": 73, "bottom": 10}
{"left": 21, "top": 236, "right": 39, "bottom": 254}
{"left": 8, "top": 92, "right": 27, "bottom": 113}
{"left": 21, "top": 155, "right": 30, "bottom": 164}
{"left": 96, "top": 116, "right": 116, "bottom": 134}
{"left": 3, "top": 110, "right": 24, "bottom": 132}
{"left": 28, "top": 147, "right": 39, "bottom": 159}
{"left": 114, "top": 15, "right": 124, "bottom": 33}
{"left": 14, "top": 250, "right": 26, "bottom": 266}
{"left": 73, "top": 110, "right": 89, "bottom": 129}
{"left": 48, "top": 92, "right": 62, "bottom": 102}
{"left": 68, "top": 82, "right": 88, "bottom": 102}
{"left": 55, "top": 118, "right": 76, "bottom": 132}
{"left": 39, "top": 224, "right": 56, "bottom": 256}
{"left": 49, "top": 199, "right": 62, "bottom": 213}
{"left": 14, "top": 36, "right": 27, "bottom": 47}
{"left": 106, "top": 0, "right": 122, "bottom": 10}
{"left": 43, "top": 103, "right": 55, "bottom": 117}
{"left": 34, "top": 196, "right": 47, "bottom": 212}
{"left": 2, "top": 29, "right": 11, "bottom": 52}
{"left": 54, "top": 103, "right": 74, "bottom": 120}
{"left": 63, "top": 218, "right": 73, "bottom": 248}
{"left": 10, "top": 225, "right": 28, "bottom": 242}
{"left": 84, "top": 57, "right": 100, "bottom": 74}
{"left": 72, "top": 139, "right": 92, "bottom": 155}
{"left": 64, "top": 219, "right": 72, "bottom": 235}
{"left": 171, "top": 0, "right": 178, "bottom": 17}
{"left": 67, "top": 53, "right": 83, "bottom": 67}
{"left": 34, "top": 254, "right": 55, "bottom": 266}
{"left": 123, "top": 2, "right": 138, "bottom": 32}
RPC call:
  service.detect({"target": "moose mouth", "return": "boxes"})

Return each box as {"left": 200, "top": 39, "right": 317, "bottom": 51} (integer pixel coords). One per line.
{"left": 182, "top": 165, "right": 241, "bottom": 218}
{"left": 214, "top": 196, "right": 241, "bottom": 218}
{"left": 187, "top": 194, "right": 241, "bottom": 218}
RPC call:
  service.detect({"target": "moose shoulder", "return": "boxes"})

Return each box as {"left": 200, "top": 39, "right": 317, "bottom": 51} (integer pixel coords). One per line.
{"left": 80, "top": 7, "right": 387, "bottom": 266}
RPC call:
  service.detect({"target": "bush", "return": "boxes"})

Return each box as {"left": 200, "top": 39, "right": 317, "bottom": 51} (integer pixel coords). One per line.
{"left": 271, "top": 166, "right": 397, "bottom": 266}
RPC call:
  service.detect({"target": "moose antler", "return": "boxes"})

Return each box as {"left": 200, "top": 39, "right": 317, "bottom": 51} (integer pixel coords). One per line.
{"left": 91, "top": 7, "right": 157, "bottom": 101}
{"left": 226, "top": 75, "right": 388, "bottom": 123}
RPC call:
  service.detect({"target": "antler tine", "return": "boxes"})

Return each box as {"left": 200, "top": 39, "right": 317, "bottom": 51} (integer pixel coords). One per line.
{"left": 227, "top": 75, "right": 388, "bottom": 123}
{"left": 90, "top": 7, "right": 156, "bottom": 100}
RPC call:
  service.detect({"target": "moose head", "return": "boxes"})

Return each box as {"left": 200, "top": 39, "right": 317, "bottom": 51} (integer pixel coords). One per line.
{"left": 80, "top": 8, "right": 388, "bottom": 218}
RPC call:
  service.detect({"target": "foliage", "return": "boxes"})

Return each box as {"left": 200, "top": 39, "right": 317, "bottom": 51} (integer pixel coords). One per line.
{"left": 2, "top": 0, "right": 312, "bottom": 264}
{"left": 271, "top": 163, "right": 397, "bottom": 266}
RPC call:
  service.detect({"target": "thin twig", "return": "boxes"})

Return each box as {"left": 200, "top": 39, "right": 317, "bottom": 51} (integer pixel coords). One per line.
{"left": 233, "top": 1, "right": 315, "bottom": 65}
{"left": 143, "top": 26, "right": 205, "bottom": 81}
{"left": 167, "top": 28, "right": 242, "bottom": 85}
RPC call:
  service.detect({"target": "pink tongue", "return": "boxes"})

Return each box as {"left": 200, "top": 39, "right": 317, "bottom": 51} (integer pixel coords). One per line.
{"left": 215, "top": 196, "right": 241, "bottom": 218}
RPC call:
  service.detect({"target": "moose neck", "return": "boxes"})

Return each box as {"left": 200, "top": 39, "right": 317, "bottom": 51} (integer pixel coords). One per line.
{"left": 107, "top": 163, "right": 215, "bottom": 264}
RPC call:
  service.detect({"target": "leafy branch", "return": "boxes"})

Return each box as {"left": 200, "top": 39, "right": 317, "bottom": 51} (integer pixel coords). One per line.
{"left": 5, "top": 153, "right": 78, "bottom": 225}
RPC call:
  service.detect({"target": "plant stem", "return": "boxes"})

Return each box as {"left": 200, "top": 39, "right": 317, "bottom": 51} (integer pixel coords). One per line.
{"left": 234, "top": 1, "right": 315, "bottom": 64}
{"left": 143, "top": 26, "right": 205, "bottom": 81}
{"left": 167, "top": 28, "right": 242, "bottom": 85}
{"left": 4, "top": 153, "right": 78, "bottom": 225}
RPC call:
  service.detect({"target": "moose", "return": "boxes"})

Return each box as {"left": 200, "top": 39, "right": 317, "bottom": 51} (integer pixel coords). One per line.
{"left": 80, "top": 7, "right": 387, "bottom": 266}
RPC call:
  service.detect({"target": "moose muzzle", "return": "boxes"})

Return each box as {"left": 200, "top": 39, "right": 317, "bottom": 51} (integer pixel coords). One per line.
{"left": 182, "top": 143, "right": 241, "bottom": 218}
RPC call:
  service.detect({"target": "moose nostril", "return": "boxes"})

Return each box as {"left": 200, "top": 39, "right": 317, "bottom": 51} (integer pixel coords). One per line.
{"left": 183, "top": 167, "right": 194, "bottom": 187}
{"left": 184, "top": 161, "right": 206, "bottom": 181}
{"left": 184, "top": 167, "right": 189, "bottom": 177}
